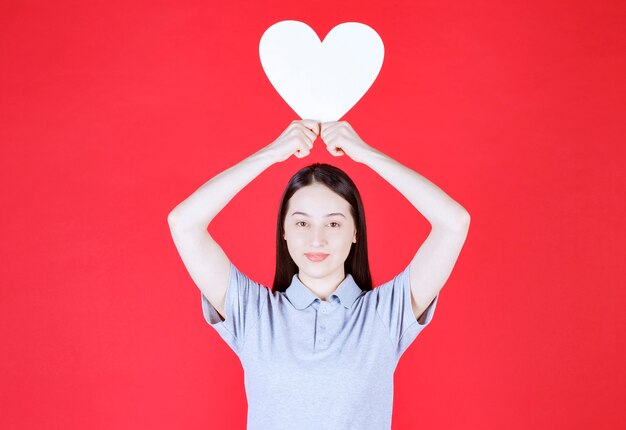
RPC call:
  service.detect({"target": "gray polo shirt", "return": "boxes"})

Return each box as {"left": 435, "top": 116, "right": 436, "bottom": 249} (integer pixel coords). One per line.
{"left": 201, "top": 261, "right": 438, "bottom": 430}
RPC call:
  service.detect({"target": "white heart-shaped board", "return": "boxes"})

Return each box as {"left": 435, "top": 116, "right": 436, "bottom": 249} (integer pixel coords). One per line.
{"left": 259, "top": 21, "right": 384, "bottom": 123}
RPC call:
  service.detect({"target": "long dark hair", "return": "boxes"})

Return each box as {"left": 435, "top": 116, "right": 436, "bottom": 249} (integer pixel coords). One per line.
{"left": 272, "top": 163, "right": 373, "bottom": 293}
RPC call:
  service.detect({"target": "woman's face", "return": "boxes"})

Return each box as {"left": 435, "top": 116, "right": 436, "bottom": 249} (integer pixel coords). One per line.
{"left": 283, "top": 183, "right": 357, "bottom": 279}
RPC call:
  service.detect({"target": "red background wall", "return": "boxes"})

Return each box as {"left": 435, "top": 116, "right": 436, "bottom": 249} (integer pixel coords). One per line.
{"left": 1, "top": 0, "right": 624, "bottom": 428}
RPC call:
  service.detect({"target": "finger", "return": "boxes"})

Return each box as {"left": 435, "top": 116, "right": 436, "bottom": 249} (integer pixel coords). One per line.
{"left": 301, "top": 119, "right": 321, "bottom": 134}
{"left": 324, "top": 130, "right": 338, "bottom": 143}
{"left": 319, "top": 121, "right": 331, "bottom": 136}
{"left": 320, "top": 121, "right": 334, "bottom": 136}
{"left": 296, "top": 151, "right": 309, "bottom": 158}
{"left": 301, "top": 128, "right": 317, "bottom": 146}
{"left": 296, "top": 146, "right": 310, "bottom": 158}
{"left": 321, "top": 123, "right": 342, "bottom": 140}
{"left": 322, "top": 121, "right": 341, "bottom": 132}
{"left": 321, "top": 121, "right": 338, "bottom": 130}
{"left": 327, "top": 144, "right": 344, "bottom": 157}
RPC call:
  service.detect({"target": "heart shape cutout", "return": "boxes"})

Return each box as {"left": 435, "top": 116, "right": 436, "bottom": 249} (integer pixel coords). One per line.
{"left": 259, "top": 20, "right": 384, "bottom": 123}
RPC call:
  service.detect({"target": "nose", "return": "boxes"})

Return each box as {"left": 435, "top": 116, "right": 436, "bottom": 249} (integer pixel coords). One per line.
{"left": 309, "top": 227, "right": 327, "bottom": 247}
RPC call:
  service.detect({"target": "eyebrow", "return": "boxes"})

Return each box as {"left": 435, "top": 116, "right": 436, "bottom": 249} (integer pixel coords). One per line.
{"left": 291, "top": 211, "right": 346, "bottom": 218}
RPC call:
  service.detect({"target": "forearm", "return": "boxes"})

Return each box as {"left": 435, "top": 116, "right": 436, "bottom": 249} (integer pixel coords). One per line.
{"left": 360, "top": 147, "right": 470, "bottom": 229}
{"left": 168, "top": 147, "right": 276, "bottom": 230}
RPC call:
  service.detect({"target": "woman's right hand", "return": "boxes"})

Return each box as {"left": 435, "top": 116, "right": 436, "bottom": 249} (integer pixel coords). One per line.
{"left": 263, "top": 119, "right": 320, "bottom": 163}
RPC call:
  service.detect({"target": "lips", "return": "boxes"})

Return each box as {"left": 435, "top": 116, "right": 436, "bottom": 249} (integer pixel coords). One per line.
{"left": 305, "top": 253, "right": 329, "bottom": 261}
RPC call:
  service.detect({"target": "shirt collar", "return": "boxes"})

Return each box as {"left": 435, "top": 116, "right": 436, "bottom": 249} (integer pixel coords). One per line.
{"left": 285, "top": 272, "right": 362, "bottom": 310}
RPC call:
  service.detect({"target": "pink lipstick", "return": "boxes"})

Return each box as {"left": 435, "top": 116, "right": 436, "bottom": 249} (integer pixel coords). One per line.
{"left": 305, "top": 253, "right": 329, "bottom": 262}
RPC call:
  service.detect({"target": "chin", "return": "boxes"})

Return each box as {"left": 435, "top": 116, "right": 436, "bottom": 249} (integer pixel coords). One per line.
{"left": 307, "top": 260, "right": 342, "bottom": 274}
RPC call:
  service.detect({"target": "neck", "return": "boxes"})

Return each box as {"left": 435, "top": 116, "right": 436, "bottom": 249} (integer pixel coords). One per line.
{"left": 297, "top": 269, "right": 346, "bottom": 301}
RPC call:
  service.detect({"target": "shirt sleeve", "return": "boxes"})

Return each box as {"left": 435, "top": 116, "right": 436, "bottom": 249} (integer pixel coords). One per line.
{"left": 373, "top": 263, "right": 439, "bottom": 359}
{"left": 200, "top": 261, "right": 269, "bottom": 354}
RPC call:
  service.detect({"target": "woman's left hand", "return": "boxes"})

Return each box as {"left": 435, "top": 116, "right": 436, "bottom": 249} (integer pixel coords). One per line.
{"left": 320, "top": 121, "right": 376, "bottom": 163}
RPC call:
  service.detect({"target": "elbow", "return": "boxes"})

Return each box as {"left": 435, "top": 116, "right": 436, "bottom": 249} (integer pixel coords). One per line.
{"left": 167, "top": 209, "right": 185, "bottom": 230}
{"left": 459, "top": 209, "right": 471, "bottom": 226}
{"left": 167, "top": 209, "right": 209, "bottom": 233}
{"left": 167, "top": 210, "right": 178, "bottom": 226}
{"left": 434, "top": 209, "right": 470, "bottom": 233}
{"left": 455, "top": 210, "right": 471, "bottom": 232}
{"left": 168, "top": 211, "right": 190, "bottom": 237}
{"left": 452, "top": 204, "right": 471, "bottom": 227}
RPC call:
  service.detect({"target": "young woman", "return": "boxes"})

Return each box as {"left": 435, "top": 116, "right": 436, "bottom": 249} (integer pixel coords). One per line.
{"left": 167, "top": 119, "right": 470, "bottom": 430}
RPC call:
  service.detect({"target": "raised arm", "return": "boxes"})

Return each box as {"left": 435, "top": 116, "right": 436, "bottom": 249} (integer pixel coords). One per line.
{"left": 359, "top": 146, "right": 470, "bottom": 321}
{"left": 320, "top": 121, "right": 470, "bottom": 321}
{"left": 167, "top": 120, "right": 319, "bottom": 318}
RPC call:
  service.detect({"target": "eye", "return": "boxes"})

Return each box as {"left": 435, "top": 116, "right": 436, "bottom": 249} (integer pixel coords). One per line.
{"left": 329, "top": 222, "right": 341, "bottom": 228}
{"left": 296, "top": 221, "right": 307, "bottom": 227}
